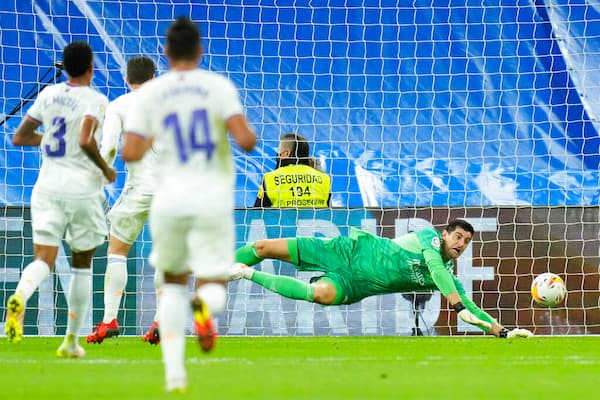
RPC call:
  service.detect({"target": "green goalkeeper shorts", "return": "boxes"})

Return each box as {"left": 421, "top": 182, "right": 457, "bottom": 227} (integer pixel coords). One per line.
{"left": 295, "top": 236, "right": 356, "bottom": 305}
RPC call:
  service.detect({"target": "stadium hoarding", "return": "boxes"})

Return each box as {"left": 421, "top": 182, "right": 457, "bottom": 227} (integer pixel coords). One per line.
{"left": 2, "top": 207, "right": 599, "bottom": 336}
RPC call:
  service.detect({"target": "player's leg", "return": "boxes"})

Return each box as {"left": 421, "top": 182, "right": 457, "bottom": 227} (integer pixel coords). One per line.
{"left": 5, "top": 191, "right": 63, "bottom": 342}
{"left": 103, "top": 237, "right": 130, "bottom": 323}
{"left": 150, "top": 214, "right": 190, "bottom": 392}
{"left": 188, "top": 215, "right": 232, "bottom": 353}
{"left": 13, "top": 244, "right": 57, "bottom": 301}
{"left": 56, "top": 248, "right": 95, "bottom": 358}
{"left": 5, "top": 244, "right": 58, "bottom": 343}
{"left": 229, "top": 236, "right": 352, "bottom": 304}
{"left": 192, "top": 279, "right": 224, "bottom": 352}
{"left": 228, "top": 265, "right": 341, "bottom": 305}
{"left": 57, "top": 194, "right": 106, "bottom": 357}
{"left": 160, "top": 270, "right": 189, "bottom": 392}
{"left": 88, "top": 190, "right": 150, "bottom": 343}
{"left": 86, "top": 234, "right": 128, "bottom": 343}
{"left": 141, "top": 268, "right": 162, "bottom": 345}
{"left": 235, "top": 238, "right": 295, "bottom": 265}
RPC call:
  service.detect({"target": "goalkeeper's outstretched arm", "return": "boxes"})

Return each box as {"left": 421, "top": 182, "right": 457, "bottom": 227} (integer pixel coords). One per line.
{"left": 449, "top": 278, "right": 533, "bottom": 338}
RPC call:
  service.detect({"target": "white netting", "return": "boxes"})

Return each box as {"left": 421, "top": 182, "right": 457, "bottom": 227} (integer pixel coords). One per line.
{"left": 1, "top": 1, "right": 599, "bottom": 336}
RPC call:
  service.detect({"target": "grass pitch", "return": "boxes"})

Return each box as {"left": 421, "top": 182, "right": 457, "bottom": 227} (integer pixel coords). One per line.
{"left": 1, "top": 336, "right": 598, "bottom": 399}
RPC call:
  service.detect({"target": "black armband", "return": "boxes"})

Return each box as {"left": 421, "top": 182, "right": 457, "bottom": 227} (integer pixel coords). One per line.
{"left": 452, "top": 302, "right": 466, "bottom": 313}
{"left": 499, "top": 328, "right": 509, "bottom": 338}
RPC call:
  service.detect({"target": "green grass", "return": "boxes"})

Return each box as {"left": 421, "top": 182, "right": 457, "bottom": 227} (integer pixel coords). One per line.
{"left": 1, "top": 336, "right": 599, "bottom": 399}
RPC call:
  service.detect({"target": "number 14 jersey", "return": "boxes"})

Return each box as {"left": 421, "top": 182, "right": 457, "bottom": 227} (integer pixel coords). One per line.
{"left": 125, "top": 69, "right": 245, "bottom": 217}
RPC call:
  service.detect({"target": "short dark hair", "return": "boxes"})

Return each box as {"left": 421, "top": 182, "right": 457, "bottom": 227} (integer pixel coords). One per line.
{"left": 166, "top": 17, "right": 201, "bottom": 61}
{"left": 280, "top": 133, "right": 320, "bottom": 168}
{"left": 445, "top": 219, "right": 475, "bottom": 236}
{"left": 126, "top": 56, "right": 155, "bottom": 84}
{"left": 62, "top": 41, "right": 93, "bottom": 78}
{"left": 281, "top": 133, "right": 310, "bottom": 159}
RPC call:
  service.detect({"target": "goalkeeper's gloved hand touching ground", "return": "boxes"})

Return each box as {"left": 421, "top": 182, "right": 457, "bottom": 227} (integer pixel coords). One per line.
{"left": 452, "top": 301, "right": 534, "bottom": 338}
{"left": 496, "top": 326, "right": 534, "bottom": 339}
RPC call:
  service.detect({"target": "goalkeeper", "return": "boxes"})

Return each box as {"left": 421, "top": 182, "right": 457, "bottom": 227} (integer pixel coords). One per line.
{"left": 229, "top": 218, "right": 532, "bottom": 338}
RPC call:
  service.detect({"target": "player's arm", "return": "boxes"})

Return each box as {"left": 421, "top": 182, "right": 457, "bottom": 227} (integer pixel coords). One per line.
{"left": 219, "top": 77, "right": 256, "bottom": 152}
{"left": 452, "top": 277, "right": 497, "bottom": 332}
{"left": 227, "top": 114, "right": 256, "bottom": 152}
{"left": 12, "top": 116, "right": 42, "bottom": 146}
{"left": 452, "top": 277, "right": 533, "bottom": 338}
{"left": 80, "top": 116, "right": 116, "bottom": 183}
{"left": 100, "top": 104, "right": 122, "bottom": 165}
{"left": 423, "top": 248, "right": 460, "bottom": 298}
{"left": 121, "top": 86, "right": 153, "bottom": 162}
{"left": 121, "top": 132, "right": 153, "bottom": 162}
{"left": 423, "top": 248, "right": 493, "bottom": 331}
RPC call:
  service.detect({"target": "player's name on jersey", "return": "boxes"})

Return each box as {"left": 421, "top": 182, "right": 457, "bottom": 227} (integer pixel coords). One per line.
{"left": 43, "top": 95, "right": 79, "bottom": 111}
{"left": 160, "top": 85, "right": 208, "bottom": 100}
{"left": 273, "top": 173, "right": 325, "bottom": 185}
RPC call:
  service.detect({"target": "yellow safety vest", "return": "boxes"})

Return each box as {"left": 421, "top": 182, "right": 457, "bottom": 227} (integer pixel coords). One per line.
{"left": 259, "top": 164, "right": 331, "bottom": 208}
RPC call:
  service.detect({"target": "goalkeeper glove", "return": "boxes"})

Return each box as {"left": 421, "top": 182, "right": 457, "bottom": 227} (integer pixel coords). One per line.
{"left": 499, "top": 327, "right": 534, "bottom": 339}
{"left": 453, "top": 302, "right": 492, "bottom": 330}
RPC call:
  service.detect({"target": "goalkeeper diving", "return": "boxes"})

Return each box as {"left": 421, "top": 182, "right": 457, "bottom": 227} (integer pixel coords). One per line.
{"left": 229, "top": 218, "right": 532, "bottom": 338}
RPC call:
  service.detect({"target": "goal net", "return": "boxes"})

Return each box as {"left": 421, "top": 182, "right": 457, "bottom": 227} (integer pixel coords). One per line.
{"left": 1, "top": 0, "right": 599, "bottom": 337}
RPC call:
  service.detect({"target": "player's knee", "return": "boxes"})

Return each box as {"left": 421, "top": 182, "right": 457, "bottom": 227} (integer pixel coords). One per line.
{"left": 254, "top": 240, "right": 270, "bottom": 258}
{"left": 71, "top": 249, "right": 95, "bottom": 267}
{"left": 255, "top": 239, "right": 289, "bottom": 260}
{"left": 312, "top": 282, "right": 337, "bottom": 305}
{"left": 108, "top": 235, "right": 131, "bottom": 256}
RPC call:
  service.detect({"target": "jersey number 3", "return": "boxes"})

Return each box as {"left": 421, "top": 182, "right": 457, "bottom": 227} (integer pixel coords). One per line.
{"left": 164, "top": 109, "right": 215, "bottom": 163}
{"left": 44, "top": 116, "right": 67, "bottom": 157}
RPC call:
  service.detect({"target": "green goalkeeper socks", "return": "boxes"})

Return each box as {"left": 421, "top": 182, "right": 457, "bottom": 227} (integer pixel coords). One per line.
{"left": 251, "top": 271, "right": 315, "bottom": 302}
{"left": 235, "top": 243, "right": 263, "bottom": 266}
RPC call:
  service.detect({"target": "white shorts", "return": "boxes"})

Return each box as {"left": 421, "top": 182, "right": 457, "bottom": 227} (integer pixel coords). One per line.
{"left": 149, "top": 210, "right": 233, "bottom": 279}
{"left": 108, "top": 187, "right": 152, "bottom": 244}
{"left": 31, "top": 188, "right": 107, "bottom": 252}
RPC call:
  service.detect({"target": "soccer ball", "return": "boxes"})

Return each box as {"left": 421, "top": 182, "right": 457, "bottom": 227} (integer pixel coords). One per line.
{"left": 531, "top": 272, "right": 567, "bottom": 308}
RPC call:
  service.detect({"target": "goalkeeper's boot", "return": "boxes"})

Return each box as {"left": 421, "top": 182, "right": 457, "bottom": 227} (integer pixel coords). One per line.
{"left": 85, "top": 318, "right": 120, "bottom": 344}
{"left": 5, "top": 293, "right": 25, "bottom": 343}
{"left": 56, "top": 334, "right": 86, "bottom": 358}
{"left": 227, "top": 263, "right": 254, "bottom": 281}
{"left": 191, "top": 297, "right": 217, "bottom": 352}
{"left": 142, "top": 321, "right": 160, "bottom": 345}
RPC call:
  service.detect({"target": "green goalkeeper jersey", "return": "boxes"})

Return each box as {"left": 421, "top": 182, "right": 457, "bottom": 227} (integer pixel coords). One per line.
{"left": 297, "top": 227, "right": 460, "bottom": 303}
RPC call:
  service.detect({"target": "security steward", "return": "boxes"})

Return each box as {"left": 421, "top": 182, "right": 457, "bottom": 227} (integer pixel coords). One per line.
{"left": 254, "top": 133, "right": 331, "bottom": 208}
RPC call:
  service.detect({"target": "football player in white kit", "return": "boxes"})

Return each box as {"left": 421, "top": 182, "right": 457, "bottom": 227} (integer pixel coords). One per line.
{"left": 86, "top": 56, "right": 162, "bottom": 345}
{"left": 5, "top": 41, "right": 116, "bottom": 357}
{"left": 122, "top": 17, "right": 256, "bottom": 392}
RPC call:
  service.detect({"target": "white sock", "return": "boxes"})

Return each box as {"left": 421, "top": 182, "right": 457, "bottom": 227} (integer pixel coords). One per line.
{"left": 158, "top": 283, "right": 188, "bottom": 389}
{"left": 66, "top": 268, "right": 91, "bottom": 339}
{"left": 15, "top": 259, "right": 51, "bottom": 303}
{"left": 196, "top": 283, "right": 227, "bottom": 314}
{"left": 153, "top": 269, "right": 164, "bottom": 323}
{"left": 103, "top": 254, "right": 127, "bottom": 323}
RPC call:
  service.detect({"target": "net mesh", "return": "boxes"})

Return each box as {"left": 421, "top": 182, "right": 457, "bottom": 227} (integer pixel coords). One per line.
{"left": 1, "top": 1, "right": 599, "bottom": 336}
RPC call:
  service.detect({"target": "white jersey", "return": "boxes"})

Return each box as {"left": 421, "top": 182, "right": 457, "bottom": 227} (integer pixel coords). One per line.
{"left": 26, "top": 82, "right": 108, "bottom": 198}
{"left": 125, "top": 69, "right": 244, "bottom": 217}
{"left": 101, "top": 90, "right": 157, "bottom": 194}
